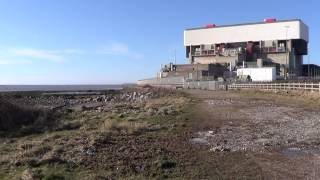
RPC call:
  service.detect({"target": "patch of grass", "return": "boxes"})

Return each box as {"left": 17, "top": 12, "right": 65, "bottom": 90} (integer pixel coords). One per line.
{"left": 232, "top": 89, "right": 320, "bottom": 108}
{"left": 21, "top": 144, "right": 52, "bottom": 159}
{"left": 102, "top": 119, "right": 150, "bottom": 134}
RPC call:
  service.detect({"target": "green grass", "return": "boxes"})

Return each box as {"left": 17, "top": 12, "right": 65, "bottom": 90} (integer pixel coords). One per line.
{"left": 0, "top": 91, "right": 197, "bottom": 179}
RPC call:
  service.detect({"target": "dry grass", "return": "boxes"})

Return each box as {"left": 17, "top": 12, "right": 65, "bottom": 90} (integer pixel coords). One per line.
{"left": 0, "top": 97, "right": 55, "bottom": 136}
{"left": 232, "top": 89, "right": 320, "bottom": 108}
{"left": 144, "top": 96, "right": 188, "bottom": 110}
{"left": 102, "top": 119, "right": 150, "bottom": 134}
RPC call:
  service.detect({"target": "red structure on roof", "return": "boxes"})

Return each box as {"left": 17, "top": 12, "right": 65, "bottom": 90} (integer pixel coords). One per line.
{"left": 206, "top": 24, "right": 216, "bottom": 28}
{"left": 264, "top": 18, "right": 277, "bottom": 23}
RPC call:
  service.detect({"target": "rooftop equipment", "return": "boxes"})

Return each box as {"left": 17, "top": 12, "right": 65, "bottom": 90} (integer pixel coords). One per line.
{"left": 264, "top": 18, "right": 277, "bottom": 23}
{"left": 206, "top": 24, "right": 216, "bottom": 28}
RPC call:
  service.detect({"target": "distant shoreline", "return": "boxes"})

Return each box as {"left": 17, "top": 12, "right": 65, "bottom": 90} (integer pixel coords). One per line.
{"left": 0, "top": 85, "right": 125, "bottom": 92}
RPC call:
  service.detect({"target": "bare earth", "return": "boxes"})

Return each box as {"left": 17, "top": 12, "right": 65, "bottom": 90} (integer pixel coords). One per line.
{"left": 1, "top": 87, "right": 320, "bottom": 179}
{"left": 187, "top": 89, "right": 320, "bottom": 179}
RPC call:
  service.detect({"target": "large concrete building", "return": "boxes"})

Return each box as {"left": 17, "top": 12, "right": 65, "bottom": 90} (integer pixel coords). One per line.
{"left": 184, "top": 19, "right": 309, "bottom": 78}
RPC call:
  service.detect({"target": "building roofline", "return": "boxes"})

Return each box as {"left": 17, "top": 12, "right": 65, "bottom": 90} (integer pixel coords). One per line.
{"left": 185, "top": 19, "right": 305, "bottom": 31}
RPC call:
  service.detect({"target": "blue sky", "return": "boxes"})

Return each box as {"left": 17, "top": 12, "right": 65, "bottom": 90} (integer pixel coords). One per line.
{"left": 0, "top": 0, "right": 318, "bottom": 84}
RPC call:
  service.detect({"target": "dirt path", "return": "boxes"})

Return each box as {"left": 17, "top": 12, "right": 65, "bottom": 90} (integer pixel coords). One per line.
{"left": 185, "top": 89, "right": 320, "bottom": 179}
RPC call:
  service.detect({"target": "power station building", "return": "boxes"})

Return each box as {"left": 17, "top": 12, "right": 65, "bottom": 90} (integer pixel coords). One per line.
{"left": 184, "top": 19, "right": 309, "bottom": 78}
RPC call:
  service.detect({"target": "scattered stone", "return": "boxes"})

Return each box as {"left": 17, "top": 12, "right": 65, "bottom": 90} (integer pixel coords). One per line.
{"left": 147, "top": 108, "right": 155, "bottom": 116}
{"left": 210, "top": 145, "right": 230, "bottom": 152}
{"left": 21, "top": 169, "right": 35, "bottom": 180}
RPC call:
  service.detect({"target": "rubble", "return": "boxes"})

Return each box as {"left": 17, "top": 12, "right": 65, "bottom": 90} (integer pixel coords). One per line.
{"left": 6, "top": 88, "right": 160, "bottom": 114}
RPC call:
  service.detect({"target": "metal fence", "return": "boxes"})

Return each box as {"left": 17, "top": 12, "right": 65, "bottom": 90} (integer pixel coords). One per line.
{"left": 228, "top": 82, "right": 320, "bottom": 92}
{"left": 183, "top": 81, "right": 226, "bottom": 90}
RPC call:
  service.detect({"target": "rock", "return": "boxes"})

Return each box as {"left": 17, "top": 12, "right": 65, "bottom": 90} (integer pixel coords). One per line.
{"left": 147, "top": 108, "right": 155, "bottom": 116}
{"left": 135, "top": 164, "right": 145, "bottom": 172}
{"left": 158, "top": 107, "right": 168, "bottom": 115}
{"left": 39, "top": 151, "right": 62, "bottom": 165}
{"left": 85, "top": 146, "right": 96, "bottom": 156}
{"left": 140, "top": 95, "right": 144, "bottom": 100}
{"left": 21, "top": 169, "right": 34, "bottom": 180}
{"left": 95, "top": 96, "right": 104, "bottom": 102}
{"left": 97, "top": 107, "right": 104, "bottom": 112}
{"left": 105, "top": 96, "right": 112, "bottom": 102}
{"left": 210, "top": 145, "right": 231, "bottom": 152}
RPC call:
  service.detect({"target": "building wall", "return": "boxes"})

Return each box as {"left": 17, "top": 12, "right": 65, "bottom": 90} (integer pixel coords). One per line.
{"left": 266, "top": 53, "right": 288, "bottom": 64}
{"left": 184, "top": 20, "right": 308, "bottom": 46}
{"left": 265, "top": 53, "right": 303, "bottom": 76}
{"left": 193, "top": 56, "right": 237, "bottom": 64}
{"left": 300, "top": 21, "right": 309, "bottom": 42}
{"left": 162, "top": 64, "right": 226, "bottom": 80}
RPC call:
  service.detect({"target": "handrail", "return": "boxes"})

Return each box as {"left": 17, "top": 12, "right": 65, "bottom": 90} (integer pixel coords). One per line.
{"left": 229, "top": 82, "right": 320, "bottom": 93}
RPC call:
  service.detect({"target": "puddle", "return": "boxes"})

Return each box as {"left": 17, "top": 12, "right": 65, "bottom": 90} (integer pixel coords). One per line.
{"left": 190, "top": 138, "right": 209, "bottom": 145}
{"left": 281, "top": 147, "right": 320, "bottom": 159}
{"left": 206, "top": 99, "right": 232, "bottom": 106}
{"left": 281, "top": 148, "right": 305, "bottom": 158}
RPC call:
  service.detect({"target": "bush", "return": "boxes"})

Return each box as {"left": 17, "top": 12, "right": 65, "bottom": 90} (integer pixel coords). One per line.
{"left": 0, "top": 97, "right": 58, "bottom": 136}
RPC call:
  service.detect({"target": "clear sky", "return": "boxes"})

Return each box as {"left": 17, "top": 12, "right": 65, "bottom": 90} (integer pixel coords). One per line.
{"left": 0, "top": 0, "right": 318, "bottom": 84}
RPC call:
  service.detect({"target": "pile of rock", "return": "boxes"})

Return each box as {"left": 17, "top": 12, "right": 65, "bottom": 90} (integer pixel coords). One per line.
{"left": 84, "top": 91, "right": 155, "bottom": 104}
{"left": 119, "top": 91, "right": 154, "bottom": 102}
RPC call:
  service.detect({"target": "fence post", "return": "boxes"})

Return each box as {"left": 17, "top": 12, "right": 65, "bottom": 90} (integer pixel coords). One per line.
{"left": 319, "top": 82, "right": 320, "bottom": 93}
{"left": 304, "top": 83, "right": 306, "bottom": 91}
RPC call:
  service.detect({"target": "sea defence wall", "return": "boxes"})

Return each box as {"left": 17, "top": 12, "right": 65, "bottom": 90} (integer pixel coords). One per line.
{"left": 137, "top": 77, "right": 226, "bottom": 90}
{"left": 137, "top": 77, "right": 185, "bottom": 88}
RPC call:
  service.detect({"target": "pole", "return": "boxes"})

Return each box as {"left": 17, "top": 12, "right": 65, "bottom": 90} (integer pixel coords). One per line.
{"left": 174, "top": 49, "right": 176, "bottom": 65}
{"left": 197, "top": 63, "right": 199, "bottom": 81}
{"left": 308, "top": 51, "right": 310, "bottom": 79}
{"left": 285, "top": 26, "right": 290, "bottom": 79}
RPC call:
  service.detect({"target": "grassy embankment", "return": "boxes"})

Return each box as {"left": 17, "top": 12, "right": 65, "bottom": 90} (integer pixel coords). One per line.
{"left": 0, "top": 88, "right": 196, "bottom": 179}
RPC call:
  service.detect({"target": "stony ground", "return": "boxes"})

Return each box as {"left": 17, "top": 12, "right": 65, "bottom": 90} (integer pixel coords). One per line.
{"left": 188, "top": 89, "right": 320, "bottom": 179}
{"left": 1, "top": 87, "right": 320, "bottom": 179}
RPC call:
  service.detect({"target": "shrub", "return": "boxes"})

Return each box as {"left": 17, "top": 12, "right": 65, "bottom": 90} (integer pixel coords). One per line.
{"left": 0, "top": 97, "right": 58, "bottom": 136}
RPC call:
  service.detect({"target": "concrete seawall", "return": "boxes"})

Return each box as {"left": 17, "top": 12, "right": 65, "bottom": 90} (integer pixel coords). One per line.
{"left": 137, "top": 77, "right": 226, "bottom": 90}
